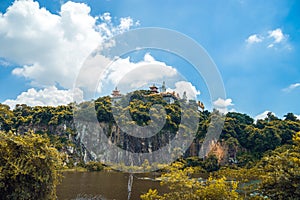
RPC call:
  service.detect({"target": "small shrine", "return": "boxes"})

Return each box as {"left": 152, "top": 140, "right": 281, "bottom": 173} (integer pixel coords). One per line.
{"left": 160, "top": 81, "right": 167, "bottom": 93}
{"left": 112, "top": 87, "right": 121, "bottom": 97}
{"left": 149, "top": 84, "right": 159, "bottom": 93}
{"left": 182, "top": 91, "right": 188, "bottom": 101}
{"left": 111, "top": 87, "right": 122, "bottom": 102}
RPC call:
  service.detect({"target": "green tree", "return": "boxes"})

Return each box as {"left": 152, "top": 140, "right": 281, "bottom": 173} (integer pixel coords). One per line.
{"left": 0, "top": 104, "right": 14, "bottom": 132}
{"left": 141, "top": 161, "right": 240, "bottom": 200}
{"left": 85, "top": 161, "right": 104, "bottom": 171}
{"left": 284, "top": 113, "right": 298, "bottom": 122}
{"left": 258, "top": 132, "right": 300, "bottom": 199}
{"left": 0, "top": 131, "right": 63, "bottom": 200}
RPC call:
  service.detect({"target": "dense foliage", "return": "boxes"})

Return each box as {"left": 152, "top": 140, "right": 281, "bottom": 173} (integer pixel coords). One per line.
{"left": 258, "top": 132, "right": 300, "bottom": 199}
{"left": 141, "top": 161, "right": 240, "bottom": 200}
{"left": 0, "top": 131, "right": 63, "bottom": 200}
{"left": 84, "top": 161, "right": 104, "bottom": 172}
{"left": 196, "top": 111, "right": 300, "bottom": 167}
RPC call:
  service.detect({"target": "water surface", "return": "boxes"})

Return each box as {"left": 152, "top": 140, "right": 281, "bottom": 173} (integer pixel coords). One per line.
{"left": 57, "top": 171, "right": 166, "bottom": 200}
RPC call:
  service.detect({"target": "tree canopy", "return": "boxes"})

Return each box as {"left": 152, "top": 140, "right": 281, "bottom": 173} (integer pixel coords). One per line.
{"left": 0, "top": 131, "right": 63, "bottom": 200}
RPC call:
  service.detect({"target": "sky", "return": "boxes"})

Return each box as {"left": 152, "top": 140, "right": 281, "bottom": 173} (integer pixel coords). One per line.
{"left": 0, "top": 0, "right": 300, "bottom": 120}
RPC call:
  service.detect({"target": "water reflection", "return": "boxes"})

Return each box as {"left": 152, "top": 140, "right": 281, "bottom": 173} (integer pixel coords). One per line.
{"left": 57, "top": 171, "right": 166, "bottom": 200}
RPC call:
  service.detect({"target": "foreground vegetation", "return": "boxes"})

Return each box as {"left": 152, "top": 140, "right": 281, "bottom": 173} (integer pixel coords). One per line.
{"left": 0, "top": 132, "right": 63, "bottom": 200}
{"left": 141, "top": 161, "right": 240, "bottom": 200}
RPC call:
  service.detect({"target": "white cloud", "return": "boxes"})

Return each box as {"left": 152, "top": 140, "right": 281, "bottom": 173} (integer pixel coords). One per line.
{"left": 100, "top": 12, "right": 111, "bottom": 22}
{"left": 97, "top": 53, "right": 180, "bottom": 95}
{"left": 282, "top": 83, "right": 300, "bottom": 92}
{"left": 254, "top": 110, "right": 275, "bottom": 121}
{"left": 213, "top": 98, "right": 233, "bottom": 107}
{"left": 245, "top": 28, "right": 289, "bottom": 49}
{"left": 3, "top": 86, "right": 83, "bottom": 108}
{"left": 0, "top": 0, "right": 137, "bottom": 88}
{"left": 246, "top": 34, "right": 263, "bottom": 44}
{"left": 268, "top": 28, "right": 285, "bottom": 43}
{"left": 213, "top": 98, "right": 233, "bottom": 113}
{"left": 96, "top": 13, "right": 138, "bottom": 40}
{"left": 144, "top": 52, "right": 156, "bottom": 62}
{"left": 296, "top": 115, "right": 300, "bottom": 120}
{"left": 267, "top": 28, "right": 288, "bottom": 49}
{"left": 167, "top": 81, "right": 200, "bottom": 100}
{"left": 119, "top": 17, "right": 138, "bottom": 32}
{"left": 80, "top": 52, "right": 199, "bottom": 101}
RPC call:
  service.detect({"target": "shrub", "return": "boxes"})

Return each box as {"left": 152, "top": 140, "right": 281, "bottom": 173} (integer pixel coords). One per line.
{"left": 0, "top": 131, "right": 63, "bottom": 200}
{"left": 85, "top": 161, "right": 104, "bottom": 171}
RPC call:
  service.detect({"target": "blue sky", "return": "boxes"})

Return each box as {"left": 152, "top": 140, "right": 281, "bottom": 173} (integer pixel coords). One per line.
{"left": 0, "top": 0, "right": 300, "bottom": 119}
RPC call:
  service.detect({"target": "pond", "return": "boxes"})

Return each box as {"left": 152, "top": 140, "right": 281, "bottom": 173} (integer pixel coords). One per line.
{"left": 56, "top": 171, "right": 166, "bottom": 200}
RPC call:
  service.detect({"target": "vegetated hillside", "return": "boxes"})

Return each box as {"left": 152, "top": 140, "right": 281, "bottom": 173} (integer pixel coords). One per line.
{"left": 0, "top": 89, "right": 299, "bottom": 168}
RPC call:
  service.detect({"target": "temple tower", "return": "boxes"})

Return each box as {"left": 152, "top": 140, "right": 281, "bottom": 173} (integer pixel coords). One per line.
{"left": 149, "top": 84, "right": 159, "bottom": 93}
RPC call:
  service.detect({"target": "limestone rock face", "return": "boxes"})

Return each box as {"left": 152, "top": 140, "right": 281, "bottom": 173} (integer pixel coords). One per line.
{"left": 15, "top": 120, "right": 236, "bottom": 166}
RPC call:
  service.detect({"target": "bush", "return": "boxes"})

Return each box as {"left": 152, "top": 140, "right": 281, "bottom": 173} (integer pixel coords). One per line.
{"left": 185, "top": 155, "right": 220, "bottom": 172}
{"left": 85, "top": 161, "right": 104, "bottom": 171}
{"left": 0, "top": 131, "right": 63, "bottom": 200}
{"left": 141, "top": 161, "right": 240, "bottom": 200}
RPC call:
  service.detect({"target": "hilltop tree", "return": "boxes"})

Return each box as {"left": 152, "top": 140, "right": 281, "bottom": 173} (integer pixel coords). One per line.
{"left": 284, "top": 113, "right": 298, "bottom": 121}
{"left": 0, "top": 104, "right": 14, "bottom": 132}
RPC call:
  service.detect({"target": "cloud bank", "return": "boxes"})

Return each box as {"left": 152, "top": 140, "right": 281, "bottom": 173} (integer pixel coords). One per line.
{"left": 3, "top": 86, "right": 83, "bottom": 108}
{"left": 0, "top": 0, "right": 139, "bottom": 89}
{"left": 0, "top": 0, "right": 102, "bottom": 88}
{"left": 0, "top": 0, "right": 139, "bottom": 107}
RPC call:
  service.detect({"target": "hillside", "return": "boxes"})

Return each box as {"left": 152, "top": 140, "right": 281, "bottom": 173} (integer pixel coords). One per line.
{"left": 1, "top": 89, "right": 299, "bottom": 169}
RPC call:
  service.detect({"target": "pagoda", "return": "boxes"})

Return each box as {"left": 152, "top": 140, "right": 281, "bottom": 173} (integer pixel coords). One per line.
{"left": 149, "top": 84, "right": 159, "bottom": 93}
{"left": 111, "top": 87, "right": 122, "bottom": 101}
